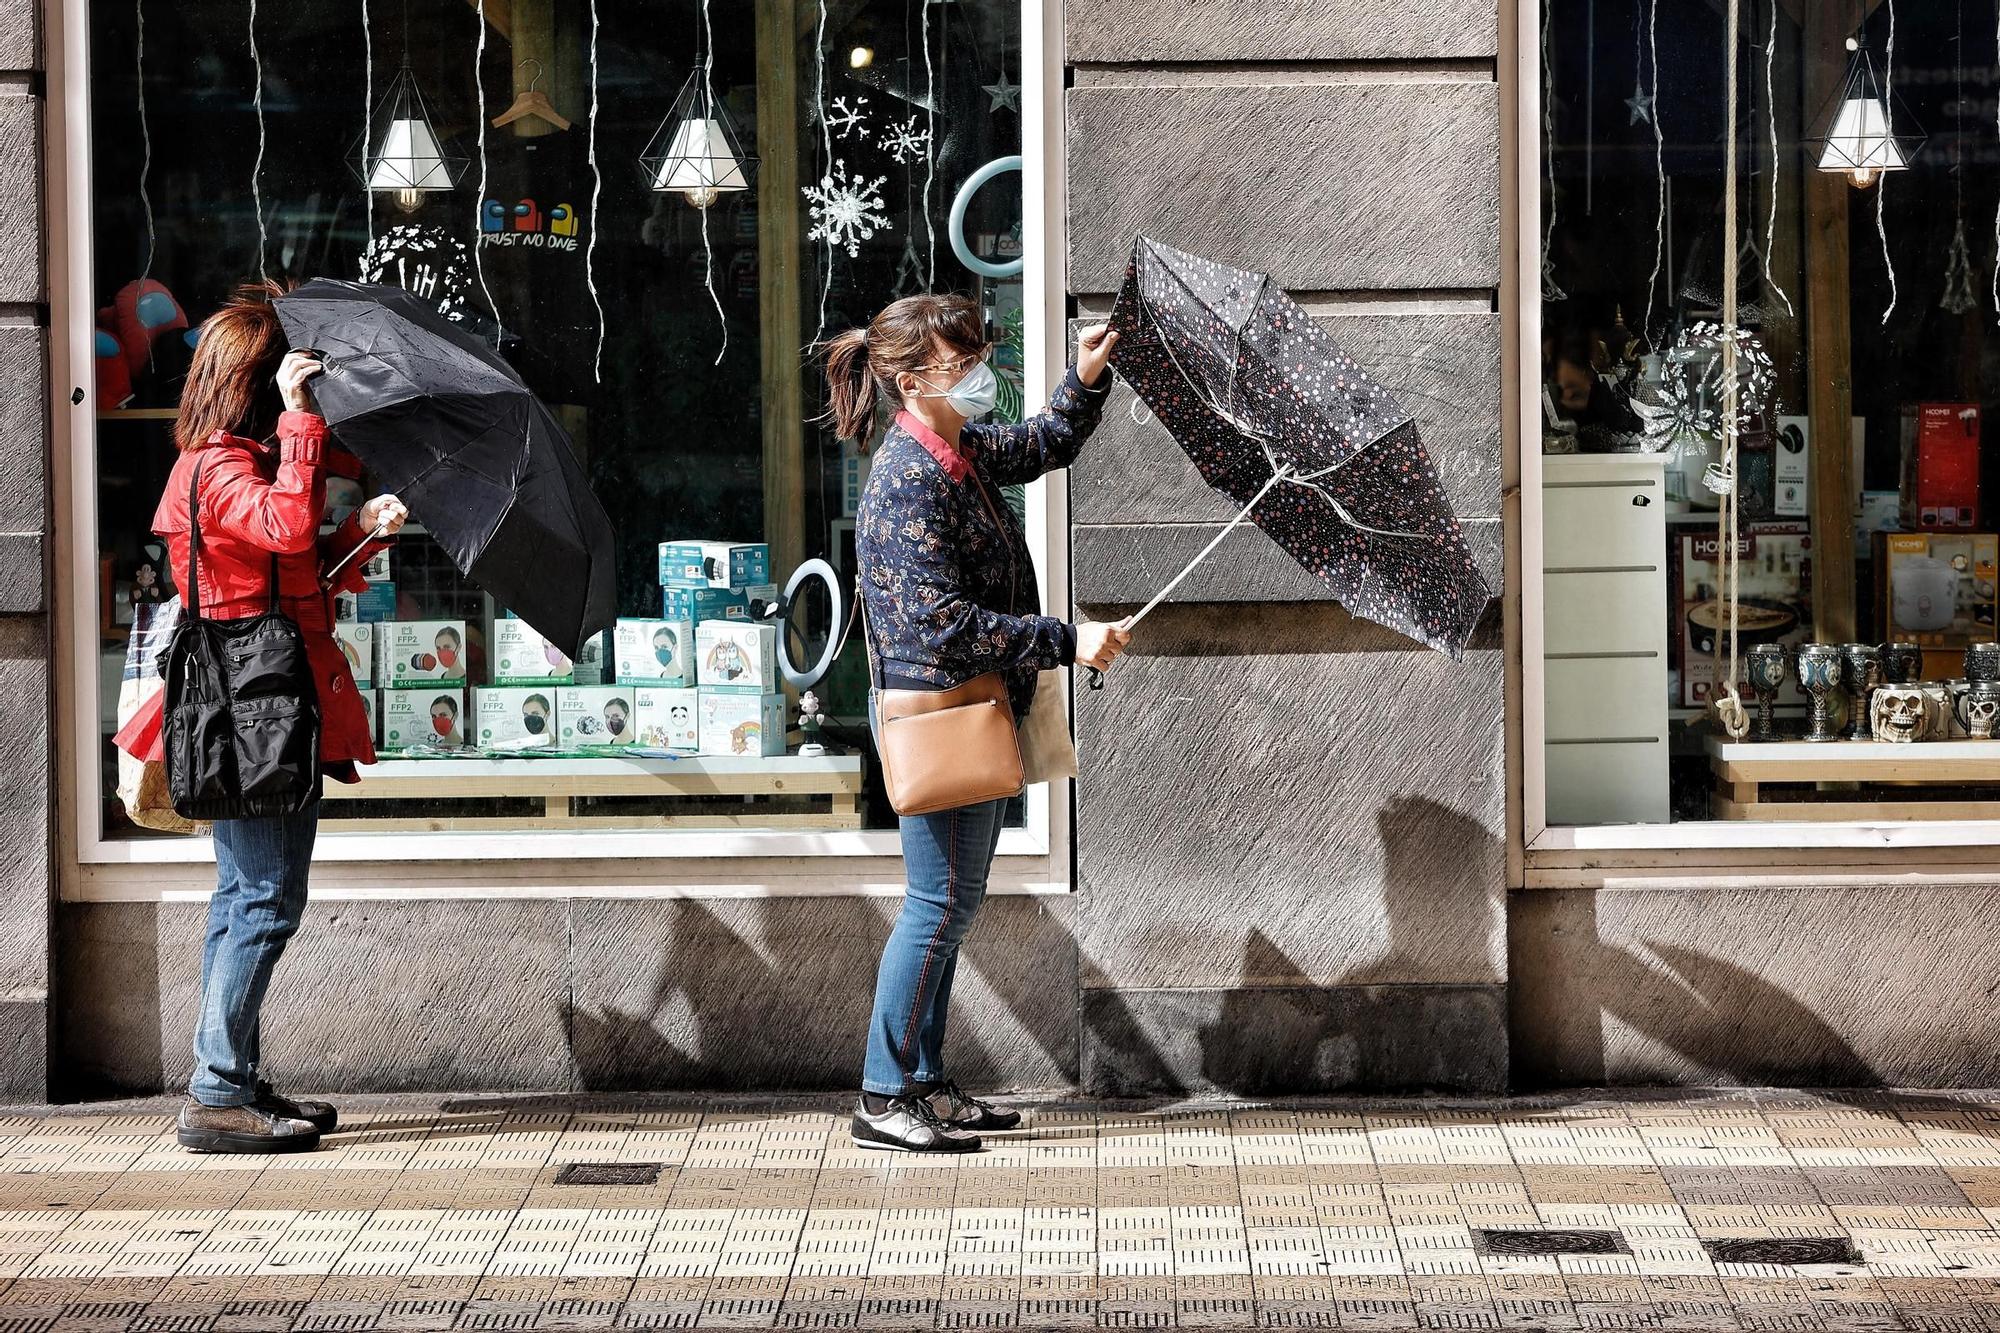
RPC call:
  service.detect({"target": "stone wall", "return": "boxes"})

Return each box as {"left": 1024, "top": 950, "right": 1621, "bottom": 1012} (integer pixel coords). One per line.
{"left": 0, "top": 0, "right": 50, "bottom": 1101}
{"left": 1062, "top": 4, "right": 1509, "bottom": 1094}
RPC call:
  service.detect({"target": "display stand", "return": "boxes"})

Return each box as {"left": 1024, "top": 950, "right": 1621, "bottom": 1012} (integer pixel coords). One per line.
{"left": 1708, "top": 736, "right": 2000, "bottom": 821}
{"left": 320, "top": 754, "right": 865, "bottom": 832}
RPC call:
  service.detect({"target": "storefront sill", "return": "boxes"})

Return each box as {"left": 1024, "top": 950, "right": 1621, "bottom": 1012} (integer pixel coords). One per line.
{"left": 66, "top": 850, "right": 1069, "bottom": 902}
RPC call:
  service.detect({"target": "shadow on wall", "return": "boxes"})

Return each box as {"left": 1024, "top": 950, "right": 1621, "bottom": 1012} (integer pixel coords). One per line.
{"left": 1510, "top": 897, "right": 1871, "bottom": 1087}
{"left": 1080, "top": 795, "right": 1507, "bottom": 1099}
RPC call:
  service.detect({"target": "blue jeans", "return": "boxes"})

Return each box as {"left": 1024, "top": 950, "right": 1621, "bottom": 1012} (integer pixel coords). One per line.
{"left": 191, "top": 801, "right": 318, "bottom": 1106}
{"left": 861, "top": 797, "right": 1007, "bottom": 1097}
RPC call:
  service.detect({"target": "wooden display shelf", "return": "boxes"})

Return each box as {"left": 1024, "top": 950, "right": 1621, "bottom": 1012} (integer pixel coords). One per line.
{"left": 1708, "top": 735, "right": 2000, "bottom": 821}
{"left": 98, "top": 408, "right": 180, "bottom": 420}
{"left": 320, "top": 753, "right": 865, "bottom": 832}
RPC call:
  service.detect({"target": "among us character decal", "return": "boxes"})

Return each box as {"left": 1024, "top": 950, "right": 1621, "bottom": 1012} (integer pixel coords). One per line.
{"left": 521, "top": 693, "right": 552, "bottom": 736}
{"left": 430, "top": 694, "right": 462, "bottom": 747}
{"left": 479, "top": 196, "right": 584, "bottom": 251}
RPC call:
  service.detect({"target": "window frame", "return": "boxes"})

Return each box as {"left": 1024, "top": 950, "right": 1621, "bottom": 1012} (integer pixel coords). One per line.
{"left": 47, "top": 0, "right": 1075, "bottom": 900}
{"left": 1506, "top": 0, "right": 2000, "bottom": 876}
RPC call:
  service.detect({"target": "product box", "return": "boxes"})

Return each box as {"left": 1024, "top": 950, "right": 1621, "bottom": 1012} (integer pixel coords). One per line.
{"left": 1877, "top": 531, "right": 2000, "bottom": 648}
{"left": 491, "top": 616, "right": 574, "bottom": 684}
{"left": 698, "top": 688, "right": 787, "bottom": 756}
{"left": 324, "top": 478, "right": 365, "bottom": 528}
{"left": 1774, "top": 415, "right": 1809, "bottom": 518}
{"left": 333, "top": 623, "right": 374, "bottom": 688}
{"left": 660, "top": 583, "right": 778, "bottom": 624}
{"left": 1676, "top": 522, "right": 1814, "bottom": 709}
{"left": 334, "top": 582, "right": 397, "bottom": 624}
{"left": 359, "top": 546, "right": 392, "bottom": 583}
{"left": 696, "top": 620, "right": 779, "bottom": 694}
{"left": 658, "top": 540, "right": 772, "bottom": 590}
{"left": 384, "top": 620, "right": 468, "bottom": 686}
{"left": 557, "top": 685, "right": 637, "bottom": 748}
{"left": 475, "top": 685, "right": 560, "bottom": 747}
{"left": 614, "top": 618, "right": 693, "bottom": 685}
{"left": 1900, "top": 403, "right": 1982, "bottom": 531}
{"left": 572, "top": 630, "right": 611, "bottom": 685}
{"left": 381, "top": 687, "right": 465, "bottom": 750}
{"left": 635, "top": 685, "right": 700, "bottom": 750}
{"left": 358, "top": 687, "right": 378, "bottom": 746}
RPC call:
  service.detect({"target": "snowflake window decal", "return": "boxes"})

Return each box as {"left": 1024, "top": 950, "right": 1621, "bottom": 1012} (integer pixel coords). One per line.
{"left": 824, "top": 96, "right": 870, "bottom": 142}
{"left": 805, "top": 160, "right": 890, "bottom": 258}
{"left": 880, "top": 116, "right": 932, "bottom": 165}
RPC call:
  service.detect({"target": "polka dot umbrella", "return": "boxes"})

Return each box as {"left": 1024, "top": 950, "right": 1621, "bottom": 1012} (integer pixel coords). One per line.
{"left": 1109, "top": 237, "right": 1492, "bottom": 658}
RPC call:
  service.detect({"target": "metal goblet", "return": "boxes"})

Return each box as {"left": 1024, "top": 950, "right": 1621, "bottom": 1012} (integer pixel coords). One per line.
{"left": 1746, "top": 644, "right": 1788, "bottom": 741}
{"left": 1966, "top": 642, "right": 2000, "bottom": 685}
{"left": 1794, "top": 644, "right": 1845, "bottom": 743}
{"left": 1881, "top": 641, "right": 1923, "bottom": 685}
{"left": 1840, "top": 644, "right": 1884, "bottom": 741}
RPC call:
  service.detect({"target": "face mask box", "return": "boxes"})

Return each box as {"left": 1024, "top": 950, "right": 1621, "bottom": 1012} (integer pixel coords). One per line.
{"left": 333, "top": 623, "right": 375, "bottom": 688}
{"left": 382, "top": 688, "right": 464, "bottom": 750}
{"left": 491, "top": 616, "right": 574, "bottom": 684}
{"left": 334, "top": 582, "right": 397, "bottom": 624}
{"left": 571, "top": 630, "right": 611, "bottom": 685}
{"left": 698, "top": 689, "right": 787, "bottom": 757}
{"left": 614, "top": 618, "right": 693, "bottom": 685}
{"left": 358, "top": 687, "right": 378, "bottom": 746}
{"left": 635, "top": 686, "right": 699, "bottom": 750}
{"left": 385, "top": 620, "right": 467, "bottom": 686}
{"left": 658, "top": 541, "right": 771, "bottom": 590}
{"left": 558, "top": 686, "right": 637, "bottom": 747}
{"left": 696, "top": 621, "right": 779, "bottom": 693}
{"left": 359, "top": 546, "right": 392, "bottom": 583}
{"left": 476, "top": 686, "right": 559, "bottom": 746}
{"left": 661, "top": 584, "right": 777, "bottom": 624}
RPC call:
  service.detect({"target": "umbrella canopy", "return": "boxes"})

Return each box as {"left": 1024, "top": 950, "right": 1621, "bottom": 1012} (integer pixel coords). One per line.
{"left": 274, "top": 279, "right": 617, "bottom": 658}
{"left": 1109, "top": 238, "right": 1491, "bottom": 657}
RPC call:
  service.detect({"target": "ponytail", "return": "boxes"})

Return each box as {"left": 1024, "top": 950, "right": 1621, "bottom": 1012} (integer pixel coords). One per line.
{"left": 823, "top": 328, "right": 876, "bottom": 442}
{"left": 818, "top": 292, "right": 988, "bottom": 445}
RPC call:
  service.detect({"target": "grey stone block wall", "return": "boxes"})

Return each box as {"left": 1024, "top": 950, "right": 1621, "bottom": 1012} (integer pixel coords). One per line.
{"left": 0, "top": 0, "right": 49, "bottom": 1101}
{"left": 1065, "top": 7, "right": 1506, "bottom": 1094}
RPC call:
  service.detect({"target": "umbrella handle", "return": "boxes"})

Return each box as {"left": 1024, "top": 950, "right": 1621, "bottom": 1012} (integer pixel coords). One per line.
{"left": 1086, "top": 667, "right": 1104, "bottom": 691}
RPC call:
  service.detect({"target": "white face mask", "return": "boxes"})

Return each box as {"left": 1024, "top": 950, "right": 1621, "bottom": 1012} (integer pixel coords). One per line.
{"left": 915, "top": 360, "right": 999, "bottom": 420}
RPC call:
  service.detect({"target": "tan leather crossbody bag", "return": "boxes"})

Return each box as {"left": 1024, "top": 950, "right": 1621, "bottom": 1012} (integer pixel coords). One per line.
{"left": 865, "top": 470, "right": 1025, "bottom": 816}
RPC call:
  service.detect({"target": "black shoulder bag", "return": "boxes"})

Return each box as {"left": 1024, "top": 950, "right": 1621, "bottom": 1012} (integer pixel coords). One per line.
{"left": 163, "top": 461, "right": 322, "bottom": 819}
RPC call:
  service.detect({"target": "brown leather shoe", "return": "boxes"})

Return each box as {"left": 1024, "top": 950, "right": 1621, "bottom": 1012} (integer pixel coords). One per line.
{"left": 176, "top": 1099, "right": 321, "bottom": 1154}
{"left": 253, "top": 1082, "right": 337, "bottom": 1134}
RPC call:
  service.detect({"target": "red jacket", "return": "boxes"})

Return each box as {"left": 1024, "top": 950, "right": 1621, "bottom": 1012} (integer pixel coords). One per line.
{"left": 113, "top": 410, "right": 392, "bottom": 779}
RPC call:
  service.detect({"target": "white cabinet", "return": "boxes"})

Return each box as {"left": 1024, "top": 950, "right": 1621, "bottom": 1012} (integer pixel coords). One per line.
{"left": 1542, "top": 454, "right": 1671, "bottom": 825}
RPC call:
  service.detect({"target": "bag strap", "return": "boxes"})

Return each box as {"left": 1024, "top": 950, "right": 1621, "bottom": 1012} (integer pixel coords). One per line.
{"left": 186, "top": 452, "right": 282, "bottom": 620}
{"left": 965, "top": 467, "right": 1017, "bottom": 617}
{"left": 858, "top": 578, "right": 886, "bottom": 690}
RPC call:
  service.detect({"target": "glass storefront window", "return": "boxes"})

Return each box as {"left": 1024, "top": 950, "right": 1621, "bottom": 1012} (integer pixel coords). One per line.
{"left": 1538, "top": 0, "right": 2000, "bottom": 829}
{"left": 82, "top": 0, "right": 1036, "bottom": 844}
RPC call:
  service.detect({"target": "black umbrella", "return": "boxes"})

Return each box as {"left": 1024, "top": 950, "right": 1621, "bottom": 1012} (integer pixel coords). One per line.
{"left": 274, "top": 279, "right": 616, "bottom": 658}
{"left": 1109, "top": 238, "right": 1491, "bottom": 657}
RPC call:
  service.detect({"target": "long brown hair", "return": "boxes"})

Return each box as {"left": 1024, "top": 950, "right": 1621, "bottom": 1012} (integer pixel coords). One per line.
{"left": 821, "top": 293, "right": 987, "bottom": 442}
{"left": 174, "top": 279, "right": 295, "bottom": 451}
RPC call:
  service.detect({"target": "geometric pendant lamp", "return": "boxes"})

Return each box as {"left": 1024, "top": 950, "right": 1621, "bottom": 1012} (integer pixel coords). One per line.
{"left": 1808, "top": 37, "right": 1924, "bottom": 188}
{"left": 354, "top": 65, "right": 469, "bottom": 212}
{"left": 639, "top": 68, "right": 756, "bottom": 208}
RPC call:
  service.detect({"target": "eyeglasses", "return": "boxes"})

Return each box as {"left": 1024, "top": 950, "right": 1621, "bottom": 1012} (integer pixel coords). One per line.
{"left": 914, "top": 346, "right": 991, "bottom": 377}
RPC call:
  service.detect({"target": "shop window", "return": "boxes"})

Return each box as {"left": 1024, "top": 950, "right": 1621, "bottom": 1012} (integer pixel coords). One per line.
{"left": 80, "top": 0, "right": 1039, "bottom": 848}
{"left": 1536, "top": 0, "right": 2000, "bottom": 833}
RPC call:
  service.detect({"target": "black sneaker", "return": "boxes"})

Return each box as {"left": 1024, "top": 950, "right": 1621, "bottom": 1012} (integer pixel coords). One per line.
{"left": 927, "top": 1080, "right": 1023, "bottom": 1132}
{"left": 253, "top": 1081, "right": 338, "bottom": 1134}
{"left": 176, "top": 1099, "right": 321, "bottom": 1154}
{"left": 852, "top": 1091, "right": 983, "bottom": 1153}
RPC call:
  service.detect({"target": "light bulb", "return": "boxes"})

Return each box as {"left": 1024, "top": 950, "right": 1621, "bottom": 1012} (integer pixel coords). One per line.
{"left": 849, "top": 45, "right": 874, "bottom": 68}
{"left": 683, "top": 186, "right": 721, "bottom": 208}
{"left": 1848, "top": 166, "right": 1880, "bottom": 188}
{"left": 394, "top": 187, "right": 424, "bottom": 211}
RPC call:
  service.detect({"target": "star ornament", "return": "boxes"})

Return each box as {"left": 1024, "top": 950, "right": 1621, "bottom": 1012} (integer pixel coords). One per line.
{"left": 982, "top": 73, "right": 1020, "bottom": 113}
{"left": 1626, "top": 86, "right": 1654, "bottom": 125}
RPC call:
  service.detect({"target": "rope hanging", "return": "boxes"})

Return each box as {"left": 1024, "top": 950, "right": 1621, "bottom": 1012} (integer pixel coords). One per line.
{"left": 1712, "top": 0, "right": 1750, "bottom": 741}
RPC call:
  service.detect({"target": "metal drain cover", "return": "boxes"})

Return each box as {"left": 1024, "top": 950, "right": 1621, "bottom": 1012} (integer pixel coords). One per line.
{"left": 553, "top": 1162, "right": 663, "bottom": 1186}
{"left": 1473, "top": 1229, "right": 1630, "bottom": 1256}
{"left": 1704, "top": 1237, "right": 1862, "bottom": 1266}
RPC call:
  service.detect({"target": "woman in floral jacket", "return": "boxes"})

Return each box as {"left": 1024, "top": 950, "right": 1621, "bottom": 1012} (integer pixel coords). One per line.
{"left": 825, "top": 293, "right": 1127, "bottom": 1153}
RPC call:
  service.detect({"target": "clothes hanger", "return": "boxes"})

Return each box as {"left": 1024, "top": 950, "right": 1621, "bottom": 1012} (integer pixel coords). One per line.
{"left": 492, "top": 59, "right": 572, "bottom": 131}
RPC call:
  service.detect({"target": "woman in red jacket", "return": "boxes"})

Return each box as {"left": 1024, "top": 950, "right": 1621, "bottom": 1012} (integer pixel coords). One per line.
{"left": 114, "top": 282, "right": 406, "bottom": 1153}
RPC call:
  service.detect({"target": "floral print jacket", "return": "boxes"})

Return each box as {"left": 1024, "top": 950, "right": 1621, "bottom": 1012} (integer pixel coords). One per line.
{"left": 858, "top": 367, "right": 1111, "bottom": 719}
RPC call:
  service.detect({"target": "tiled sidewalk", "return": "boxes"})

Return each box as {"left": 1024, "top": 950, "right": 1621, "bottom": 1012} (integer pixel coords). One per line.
{"left": 0, "top": 1091, "right": 1992, "bottom": 1330}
